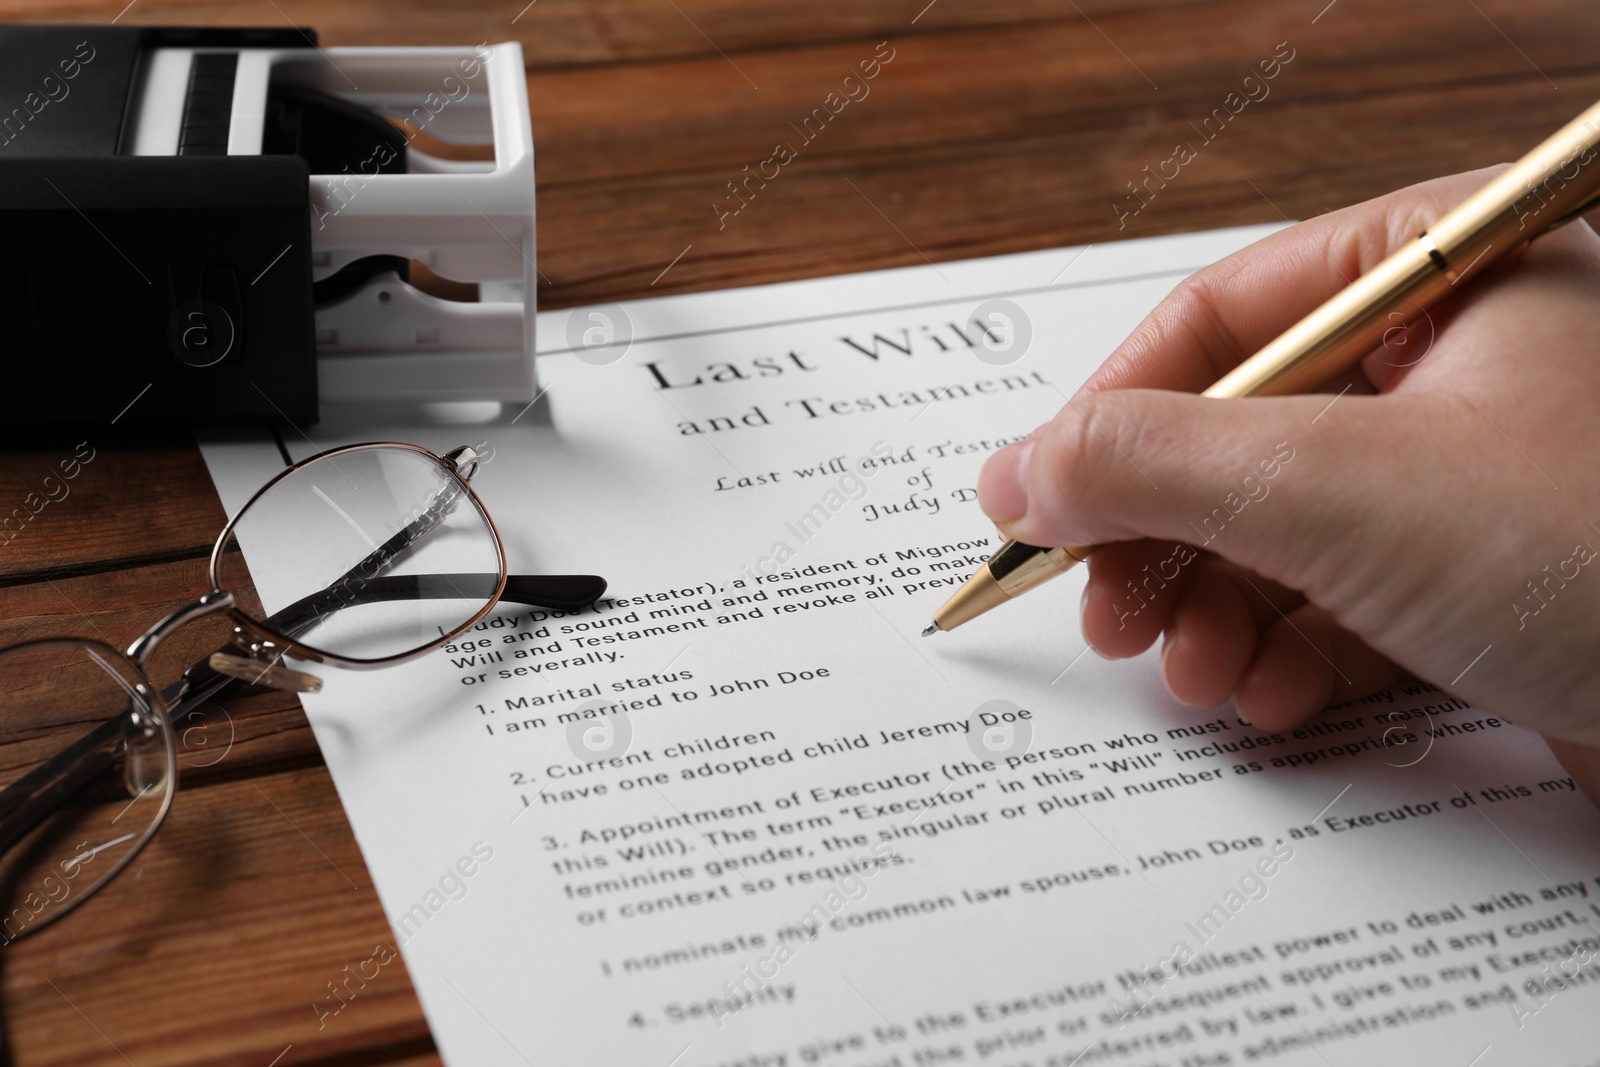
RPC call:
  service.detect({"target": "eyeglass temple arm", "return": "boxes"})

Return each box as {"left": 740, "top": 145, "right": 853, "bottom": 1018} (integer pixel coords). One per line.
{"left": 263, "top": 573, "right": 609, "bottom": 640}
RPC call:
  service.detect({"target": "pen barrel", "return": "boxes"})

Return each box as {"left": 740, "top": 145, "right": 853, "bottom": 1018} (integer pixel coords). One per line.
{"left": 1202, "top": 241, "right": 1448, "bottom": 399}
{"left": 989, "top": 540, "right": 1088, "bottom": 596}
{"left": 1205, "top": 97, "right": 1600, "bottom": 404}
{"left": 1428, "top": 98, "right": 1600, "bottom": 276}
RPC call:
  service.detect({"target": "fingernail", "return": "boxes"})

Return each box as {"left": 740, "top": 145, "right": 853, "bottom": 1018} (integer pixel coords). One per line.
{"left": 1161, "top": 638, "right": 1195, "bottom": 706}
{"left": 981, "top": 439, "right": 1034, "bottom": 525}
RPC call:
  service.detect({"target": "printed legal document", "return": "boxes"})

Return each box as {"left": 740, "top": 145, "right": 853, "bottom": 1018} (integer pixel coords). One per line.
{"left": 199, "top": 225, "right": 1600, "bottom": 1066}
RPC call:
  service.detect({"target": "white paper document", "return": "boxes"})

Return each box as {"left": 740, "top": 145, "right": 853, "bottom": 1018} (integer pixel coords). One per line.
{"left": 199, "top": 226, "right": 1600, "bottom": 1067}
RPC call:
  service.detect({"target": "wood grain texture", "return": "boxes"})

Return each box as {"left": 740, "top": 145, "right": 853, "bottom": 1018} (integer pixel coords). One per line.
{"left": 0, "top": 443, "right": 222, "bottom": 583}
{"left": 0, "top": 0, "right": 1596, "bottom": 1062}
{"left": 0, "top": 555, "right": 316, "bottom": 786}
{"left": 1, "top": 0, "right": 1206, "bottom": 66}
{"left": 527, "top": 0, "right": 1600, "bottom": 303}
{"left": 2, "top": 766, "right": 430, "bottom": 1067}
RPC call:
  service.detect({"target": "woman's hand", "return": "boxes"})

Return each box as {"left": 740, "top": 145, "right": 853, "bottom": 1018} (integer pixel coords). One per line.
{"left": 977, "top": 167, "right": 1600, "bottom": 799}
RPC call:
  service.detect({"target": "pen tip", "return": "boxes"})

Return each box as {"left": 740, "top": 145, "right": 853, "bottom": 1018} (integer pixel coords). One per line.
{"left": 920, "top": 622, "right": 941, "bottom": 638}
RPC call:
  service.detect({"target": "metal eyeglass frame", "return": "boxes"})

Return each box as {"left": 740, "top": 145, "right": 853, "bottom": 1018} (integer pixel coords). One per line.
{"left": 0, "top": 441, "right": 607, "bottom": 940}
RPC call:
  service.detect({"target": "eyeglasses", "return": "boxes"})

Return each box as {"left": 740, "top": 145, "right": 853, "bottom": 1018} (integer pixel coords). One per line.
{"left": 0, "top": 441, "right": 606, "bottom": 943}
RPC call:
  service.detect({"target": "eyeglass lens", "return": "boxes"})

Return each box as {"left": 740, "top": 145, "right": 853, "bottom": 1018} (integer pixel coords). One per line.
{"left": 214, "top": 448, "right": 504, "bottom": 661}
{"left": 0, "top": 640, "right": 175, "bottom": 941}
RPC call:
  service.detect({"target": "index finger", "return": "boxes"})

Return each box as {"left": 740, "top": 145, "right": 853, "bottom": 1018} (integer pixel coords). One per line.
{"left": 1075, "top": 167, "right": 1505, "bottom": 399}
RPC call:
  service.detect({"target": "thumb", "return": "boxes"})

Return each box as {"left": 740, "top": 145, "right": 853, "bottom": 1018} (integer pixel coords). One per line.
{"left": 978, "top": 388, "right": 1403, "bottom": 592}
{"left": 1545, "top": 737, "right": 1600, "bottom": 809}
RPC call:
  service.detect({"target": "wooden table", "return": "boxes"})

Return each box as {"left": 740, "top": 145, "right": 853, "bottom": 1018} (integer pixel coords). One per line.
{"left": 2, "top": 1, "right": 1595, "bottom": 1062}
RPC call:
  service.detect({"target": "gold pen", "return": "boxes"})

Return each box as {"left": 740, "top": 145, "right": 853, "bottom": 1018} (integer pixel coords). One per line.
{"left": 925, "top": 97, "right": 1600, "bottom": 637}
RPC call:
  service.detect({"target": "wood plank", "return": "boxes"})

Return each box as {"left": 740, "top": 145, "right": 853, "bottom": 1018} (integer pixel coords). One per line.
{"left": 0, "top": 555, "right": 319, "bottom": 783}
{"left": 0, "top": 442, "right": 224, "bottom": 584}
{"left": 372, "top": 1055, "right": 444, "bottom": 1067}
{"left": 1, "top": 765, "right": 434, "bottom": 1067}
{"left": 526, "top": 0, "right": 1600, "bottom": 187}
{"left": 13, "top": 0, "right": 1199, "bottom": 67}
{"left": 532, "top": 67, "right": 1600, "bottom": 305}
{"left": 20, "top": 0, "right": 1586, "bottom": 82}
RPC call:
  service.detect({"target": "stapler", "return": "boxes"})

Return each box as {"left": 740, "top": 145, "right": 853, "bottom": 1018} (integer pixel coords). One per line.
{"left": 0, "top": 25, "right": 537, "bottom": 425}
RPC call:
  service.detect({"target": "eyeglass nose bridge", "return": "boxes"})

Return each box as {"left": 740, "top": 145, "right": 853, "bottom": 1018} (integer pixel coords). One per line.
{"left": 129, "top": 592, "right": 326, "bottom": 696}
